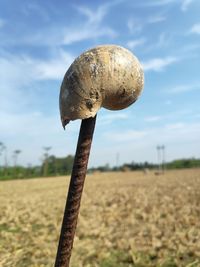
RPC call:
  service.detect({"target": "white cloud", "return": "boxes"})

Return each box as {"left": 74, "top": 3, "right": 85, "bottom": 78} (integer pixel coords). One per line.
{"left": 0, "top": 49, "right": 74, "bottom": 117}
{"left": 140, "top": 0, "right": 195, "bottom": 12}
{"left": 165, "top": 122, "right": 185, "bottom": 130}
{"left": 22, "top": 2, "right": 50, "bottom": 21}
{"left": 35, "top": 50, "right": 74, "bottom": 80}
{"left": 105, "top": 129, "right": 147, "bottom": 142}
{"left": 145, "top": 116, "right": 161, "bottom": 122}
{"left": 0, "top": 111, "right": 59, "bottom": 137}
{"left": 166, "top": 83, "right": 200, "bottom": 94}
{"left": 98, "top": 112, "right": 129, "bottom": 126}
{"left": 127, "top": 14, "right": 166, "bottom": 37}
{"left": 0, "top": 49, "right": 74, "bottom": 86}
{"left": 156, "top": 33, "right": 171, "bottom": 48}
{"left": 181, "top": 0, "right": 194, "bottom": 11}
{"left": 104, "top": 121, "right": 200, "bottom": 146}
{"left": 62, "top": 26, "right": 116, "bottom": 45}
{"left": 190, "top": 23, "right": 200, "bottom": 34}
{"left": 140, "top": 0, "right": 177, "bottom": 7}
{"left": 0, "top": 3, "right": 117, "bottom": 47}
{"left": 75, "top": 5, "right": 107, "bottom": 24}
{"left": 0, "top": 54, "right": 34, "bottom": 112}
{"left": 75, "top": 0, "right": 123, "bottom": 24}
{"left": 147, "top": 15, "right": 166, "bottom": 23}
{"left": 65, "top": 3, "right": 117, "bottom": 45}
{"left": 127, "top": 38, "right": 146, "bottom": 50}
{"left": 127, "top": 18, "right": 143, "bottom": 33}
{"left": 0, "top": 18, "right": 5, "bottom": 28}
{"left": 18, "top": 24, "right": 116, "bottom": 47}
{"left": 142, "top": 56, "right": 178, "bottom": 71}
{"left": 0, "top": 110, "right": 80, "bottom": 166}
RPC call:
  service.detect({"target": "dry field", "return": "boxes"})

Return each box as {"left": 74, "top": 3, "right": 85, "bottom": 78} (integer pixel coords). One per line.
{"left": 0, "top": 169, "right": 200, "bottom": 267}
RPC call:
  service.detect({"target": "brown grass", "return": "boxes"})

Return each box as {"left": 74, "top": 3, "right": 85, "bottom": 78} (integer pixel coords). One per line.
{"left": 0, "top": 169, "right": 200, "bottom": 267}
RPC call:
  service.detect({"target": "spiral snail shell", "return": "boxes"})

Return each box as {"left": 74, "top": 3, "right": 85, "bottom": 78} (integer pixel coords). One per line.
{"left": 60, "top": 45, "right": 144, "bottom": 128}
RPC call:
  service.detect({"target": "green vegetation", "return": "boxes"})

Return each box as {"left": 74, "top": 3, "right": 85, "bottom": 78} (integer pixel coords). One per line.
{"left": 0, "top": 155, "right": 74, "bottom": 180}
{"left": 166, "top": 158, "right": 200, "bottom": 169}
{"left": 0, "top": 156, "right": 200, "bottom": 181}
{"left": 90, "top": 158, "right": 200, "bottom": 173}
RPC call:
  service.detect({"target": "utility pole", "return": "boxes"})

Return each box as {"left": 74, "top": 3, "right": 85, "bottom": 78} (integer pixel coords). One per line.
{"left": 157, "top": 145, "right": 166, "bottom": 174}
{"left": 161, "top": 145, "right": 165, "bottom": 173}
{"left": 3, "top": 145, "right": 8, "bottom": 177}
{"left": 0, "top": 142, "right": 4, "bottom": 176}
{"left": 156, "top": 145, "right": 161, "bottom": 173}
{"left": 116, "top": 152, "right": 120, "bottom": 170}
{"left": 43, "top": 147, "right": 51, "bottom": 177}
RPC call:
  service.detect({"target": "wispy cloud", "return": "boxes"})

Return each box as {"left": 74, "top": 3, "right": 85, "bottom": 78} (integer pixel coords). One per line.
{"left": 165, "top": 122, "right": 185, "bottom": 130}
{"left": 74, "top": 0, "right": 125, "bottom": 24}
{"left": 142, "top": 56, "right": 178, "bottom": 72}
{"left": 65, "top": 2, "right": 119, "bottom": 44}
{"left": 140, "top": 0, "right": 195, "bottom": 12}
{"left": 62, "top": 27, "right": 116, "bottom": 45}
{"left": 140, "top": 0, "right": 176, "bottom": 7}
{"left": 0, "top": 49, "right": 74, "bottom": 117}
{"left": 0, "top": 109, "right": 80, "bottom": 166}
{"left": 181, "top": 0, "right": 194, "bottom": 11}
{"left": 166, "top": 83, "right": 200, "bottom": 94}
{"left": 0, "top": 49, "right": 74, "bottom": 85}
{"left": 0, "top": 18, "right": 5, "bottom": 28}
{"left": 190, "top": 23, "right": 200, "bottom": 34}
{"left": 105, "top": 129, "right": 147, "bottom": 142}
{"left": 104, "top": 121, "right": 200, "bottom": 146}
{"left": 91, "top": 120, "right": 200, "bottom": 165}
{"left": 145, "top": 33, "right": 172, "bottom": 53}
{"left": 0, "top": 111, "right": 60, "bottom": 137}
{"left": 98, "top": 112, "right": 129, "bottom": 126}
{"left": 127, "top": 38, "right": 146, "bottom": 50}
{"left": 145, "top": 116, "right": 162, "bottom": 122}
{"left": 21, "top": 2, "right": 50, "bottom": 21}
{"left": 0, "top": 2, "right": 117, "bottom": 47}
{"left": 75, "top": 5, "right": 107, "bottom": 24}
{"left": 127, "top": 12, "right": 166, "bottom": 35}
{"left": 147, "top": 15, "right": 166, "bottom": 23}
{"left": 35, "top": 51, "right": 74, "bottom": 80}
{"left": 127, "top": 18, "right": 143, "bottom": 33}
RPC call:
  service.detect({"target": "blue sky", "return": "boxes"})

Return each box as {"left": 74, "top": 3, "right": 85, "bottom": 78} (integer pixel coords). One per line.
{"left": 0, "top": 0, "right": 200, "bottom": 167}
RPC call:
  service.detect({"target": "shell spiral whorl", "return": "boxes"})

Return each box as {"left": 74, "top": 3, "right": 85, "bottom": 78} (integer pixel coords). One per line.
{"left": 60, "top": 45, "right": 144, "bottom": 127}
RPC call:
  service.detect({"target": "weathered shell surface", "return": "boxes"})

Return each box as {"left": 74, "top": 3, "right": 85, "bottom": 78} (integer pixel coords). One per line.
{"left": 60, "top": 45, "right": 144, "bottom": 127}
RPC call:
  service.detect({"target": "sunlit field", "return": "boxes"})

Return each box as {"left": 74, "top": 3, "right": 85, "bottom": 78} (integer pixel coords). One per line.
{"left": 0, "top": 169, "right": 200, "bottom": 267}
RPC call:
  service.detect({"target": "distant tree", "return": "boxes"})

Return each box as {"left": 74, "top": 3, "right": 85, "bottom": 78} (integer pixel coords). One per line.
{"left": 166, "top": 158, "right": 200, "bottom": 169}
{"left": 41, "top": 155, "right": 74, "bottom": 176}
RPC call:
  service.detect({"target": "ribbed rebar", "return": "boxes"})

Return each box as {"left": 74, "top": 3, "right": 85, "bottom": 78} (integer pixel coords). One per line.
{"left": 54, "top": 115, "right": 97, "bottom": 267}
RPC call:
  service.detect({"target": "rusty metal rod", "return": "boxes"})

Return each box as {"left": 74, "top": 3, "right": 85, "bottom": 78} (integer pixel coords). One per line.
{"left": 54, "top": 115, "right": 97, "bottom": 267}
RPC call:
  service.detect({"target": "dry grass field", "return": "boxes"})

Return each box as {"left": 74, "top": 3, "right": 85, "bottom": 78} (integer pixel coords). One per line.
{"left": 0, "top": 169, "right": 200, "bottom": 267}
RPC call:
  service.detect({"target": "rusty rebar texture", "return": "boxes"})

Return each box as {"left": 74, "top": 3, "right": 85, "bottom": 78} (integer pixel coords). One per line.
{"left": 54, "top": 115, "right": 97, "bottom": 267}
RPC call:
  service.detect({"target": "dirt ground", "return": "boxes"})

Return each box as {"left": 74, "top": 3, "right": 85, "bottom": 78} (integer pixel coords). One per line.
{"left": 0, "top": 169, "right": 200, "bottom": 267}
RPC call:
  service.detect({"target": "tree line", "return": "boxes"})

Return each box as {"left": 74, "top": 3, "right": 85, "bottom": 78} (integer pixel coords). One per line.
{"left": 0, "top": 151, "right": 200, "bottom": 181}
{"left": 0, "top": 154, "right": 75, "bottom": 180}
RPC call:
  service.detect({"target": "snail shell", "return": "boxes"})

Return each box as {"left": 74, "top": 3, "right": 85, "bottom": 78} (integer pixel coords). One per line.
{"left": 60, "top": 45, "right": 144, "bottom": 127}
